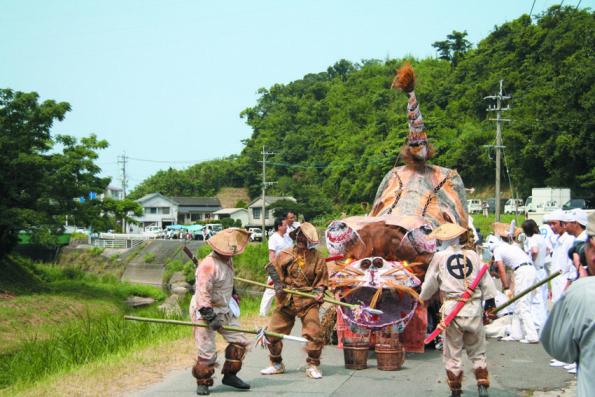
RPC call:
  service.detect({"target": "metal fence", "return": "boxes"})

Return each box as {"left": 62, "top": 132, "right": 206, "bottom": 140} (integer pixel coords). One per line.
{"left": 92, "top": 233, "right": 154, "bottom": 249}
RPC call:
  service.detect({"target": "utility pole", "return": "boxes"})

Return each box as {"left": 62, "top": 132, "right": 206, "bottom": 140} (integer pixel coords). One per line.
{"left": 484, "top": 80, "right": 510, "bottom": 222}
{"left": 117, "top": 152, "right": 129, "bottom": 232}
{"left": 258, "top": 146, "right": 276, "bottom": 238}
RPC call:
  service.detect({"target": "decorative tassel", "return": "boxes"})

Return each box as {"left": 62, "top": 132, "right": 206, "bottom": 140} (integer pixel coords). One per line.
{"left": 392, "top": 62, "right": 416, "bottom": 93}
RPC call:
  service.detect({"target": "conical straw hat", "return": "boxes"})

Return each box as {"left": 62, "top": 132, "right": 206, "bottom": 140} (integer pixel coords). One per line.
{"left": 291, "top": 222, "right": 319, "bottom": 244}
{"left": 427, "top": 222, "right": 467, "bottom": 240}
{"left": 208, "top": 228, "right": 250, "bottom": 256}
{"left": 492, "top": 222, "right": 521, "bottom": 238}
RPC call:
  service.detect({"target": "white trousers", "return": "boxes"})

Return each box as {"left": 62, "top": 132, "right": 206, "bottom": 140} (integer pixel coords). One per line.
{"left": 259, "top": 277, "right": 276, "bottom": 317}
{"left": 531, "top": 267, "right": 548, "bottom": 331}
{"left": 511, "top": 265, "right": 539, "bottom": 341}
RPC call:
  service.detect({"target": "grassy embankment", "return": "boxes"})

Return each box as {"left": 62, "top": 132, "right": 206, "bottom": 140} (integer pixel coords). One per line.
{"left": 0, "top": 243, "right": 268, "bottom": 397}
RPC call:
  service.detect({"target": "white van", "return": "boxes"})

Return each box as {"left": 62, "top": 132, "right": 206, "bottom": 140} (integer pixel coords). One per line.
{"left": 504, "top": 199, "right": 525, "bottom": 214}
{"left": 467, "top": 199, "right": 482, "bottom": 214}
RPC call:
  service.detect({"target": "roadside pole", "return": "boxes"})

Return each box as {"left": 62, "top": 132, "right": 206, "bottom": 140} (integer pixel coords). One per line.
{"left": 484, "top": 81, "right": 510, "bottom": 222}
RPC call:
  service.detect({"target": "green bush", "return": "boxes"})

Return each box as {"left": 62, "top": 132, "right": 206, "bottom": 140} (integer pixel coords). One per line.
{"left": 143, "top": 252, "right": 156, "bottom": 263}
{"left": 89, "top": 246, "right": 104, "bottom": 256}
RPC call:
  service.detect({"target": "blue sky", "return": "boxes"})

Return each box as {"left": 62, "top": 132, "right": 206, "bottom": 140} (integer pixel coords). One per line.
{"left": 1, "top": 0, "right": 590, "bottom": 191}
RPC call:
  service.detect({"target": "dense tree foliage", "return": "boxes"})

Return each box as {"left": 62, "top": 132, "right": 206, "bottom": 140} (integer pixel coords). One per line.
{"left": 0, "top": 90, "right": 125, "bottom": 256}
{"left": 130, "top": 6, "right": 594, "bottom": 217}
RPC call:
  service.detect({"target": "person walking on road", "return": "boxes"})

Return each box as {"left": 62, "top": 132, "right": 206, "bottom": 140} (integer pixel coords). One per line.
{"left": 489, "top": 222, "right": 540, "bottom": 344}
{"left": 189, "top": 228, "right": 252, "bottom": 395}
{"left": 420, "top": 222, "right": 497, "bottom": 397}
{"left": 261, "top": 222, "right": 328, "bottom": 379}
{"left": 259, "top": 218, "right": 293, "bottom": 317}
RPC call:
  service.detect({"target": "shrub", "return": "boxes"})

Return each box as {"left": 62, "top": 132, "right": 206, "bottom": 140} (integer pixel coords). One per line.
{"left": 89, "top": 246, "right": 104, "bottom": 256}
{"left": 143, "top": 252, "right": 156, "bottom": 263}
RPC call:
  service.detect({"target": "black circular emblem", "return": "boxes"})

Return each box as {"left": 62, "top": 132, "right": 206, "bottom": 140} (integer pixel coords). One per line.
{"left": 446, "top": 254, "right": 473, "bottom": 280}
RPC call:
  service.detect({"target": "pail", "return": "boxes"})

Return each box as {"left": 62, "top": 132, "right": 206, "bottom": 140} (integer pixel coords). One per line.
{"left": 343, "top": 341, "right": 369, "bottom": 369}
{"left": 375, "top": 343, "right": 405, "bottom": 371}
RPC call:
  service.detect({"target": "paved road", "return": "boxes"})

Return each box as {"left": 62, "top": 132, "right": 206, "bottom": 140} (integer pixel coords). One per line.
{"left": 131, "top": 325, "right": 574, "bottom": 397}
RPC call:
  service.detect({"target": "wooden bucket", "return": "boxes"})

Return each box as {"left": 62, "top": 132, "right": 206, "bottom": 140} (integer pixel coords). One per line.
{"left": 343, "top": 341, "right": 369, "bottom": 370}
{"left": 375, "top": 343, "right": 405, "bottom": 371}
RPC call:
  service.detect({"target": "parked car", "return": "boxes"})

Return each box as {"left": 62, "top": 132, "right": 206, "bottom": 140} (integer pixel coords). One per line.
{"left": 504, "top": 198, "right": 525, "bottom": 214}
{"left": 248, "top": 227, "right": 263, "bottom": 242}
{"left": 467, "top": 199, "right": 483, "bottom": 214}
{"left": 562, "top": 198, "right": 593, "bottom": 210}
{"left": 486, "top": 198, "right": 508, "bottom": 214}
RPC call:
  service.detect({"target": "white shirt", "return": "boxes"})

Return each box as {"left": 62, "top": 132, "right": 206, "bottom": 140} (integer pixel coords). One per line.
{"left": 551, "top": 232, "right": 576, "bottom": 281}
{"left": 525, "top": 234, "right": 547, "bottom": 270}
{"left": 268, "top": 232, "right": 293, "bottom": 255}
{"left": 493, "top": 242, "right": 532, "bottom": 270}
{"left": 284, "top": 221, "right": 301, "bottom": 238}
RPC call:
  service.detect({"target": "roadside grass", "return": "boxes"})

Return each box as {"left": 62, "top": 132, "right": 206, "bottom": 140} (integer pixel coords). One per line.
{"left": 0, "top": 254, "right": 263, "bottom": 395}
{"left": 190, "top": 242, "right": 269, "bottom": 283}
{"left": 472, "top": 213, "right": 526, "bottom": 238}
{"left": 0, "top": 312, "right": 265, "bottom": 397}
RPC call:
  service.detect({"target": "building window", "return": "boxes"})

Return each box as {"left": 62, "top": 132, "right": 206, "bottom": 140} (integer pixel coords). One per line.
{"left": 191, "top": 213, "right": 201, "bottom": 221}
{"left": 145, "top": 207, "right": 157, "bottom": 214}
{"left": 161, "top": 207, "right": 170, "bottom": 215}
{"left": 252, "top": 208, "right": 261, "bottom": 219}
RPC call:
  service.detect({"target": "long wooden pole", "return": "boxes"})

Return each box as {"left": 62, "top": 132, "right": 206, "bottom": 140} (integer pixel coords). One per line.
{"left": 183, "top": 246, "right": 383, "bottom": 315}
{"left": 123, "top": 316, "right": 308, "bottom": 343}
{"left": 493, "top": 270, "right": 562, "bottom": 313}
{"left": 234, "top": 276, "right": 383, "bottom": 315}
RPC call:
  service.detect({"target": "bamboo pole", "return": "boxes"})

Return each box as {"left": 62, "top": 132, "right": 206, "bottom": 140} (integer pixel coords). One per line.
{"left": 234, "top": 276, "right": 383, "bottom": 315}
{"left": 123, "top": 316, "right": 308, "bottom": 343}
{"left": 493, "top": 269, "right": 562, "bottom": 313}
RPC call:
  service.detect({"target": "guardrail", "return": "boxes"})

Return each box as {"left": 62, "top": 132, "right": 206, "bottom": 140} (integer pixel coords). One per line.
{"left": 92, "top": 233, "right": 157, "bottom": 249}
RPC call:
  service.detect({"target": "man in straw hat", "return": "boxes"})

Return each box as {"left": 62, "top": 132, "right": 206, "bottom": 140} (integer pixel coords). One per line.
{"left": 189, "top": 228, "right": 251, "bottom": 395}
{"left": 488, "top": 222, "right": 540, "bottom": 344}
{"left": 260, "top": 222, "right": 329, "bottom": 379}
{"left": 420, "top": 222, "right": 496, "bottom": 397}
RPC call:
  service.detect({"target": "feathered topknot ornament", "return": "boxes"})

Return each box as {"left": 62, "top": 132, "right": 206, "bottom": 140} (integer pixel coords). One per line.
{"left": 392, "top": 62, "right": 416, "bottom": 93}
{"left": 391, "top": 63, "right": 426, "bottom": 145}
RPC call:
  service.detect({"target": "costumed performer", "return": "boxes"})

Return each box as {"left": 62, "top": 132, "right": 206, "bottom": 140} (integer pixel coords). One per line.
{"left": 260, "top": 222, "right": 328, "bottom": 379}
{"left": 189, "top": 228, "right": 251, "bottom": 395}
{"left": 420, "top": 222, "right": 497, "bottom": 397}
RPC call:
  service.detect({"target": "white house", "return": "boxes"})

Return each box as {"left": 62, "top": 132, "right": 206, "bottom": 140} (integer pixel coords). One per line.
{"left": 247, "top": 196, "right": 296, "bottom": 228}
{"left": 132, "top": 193, "right": 222, "bottom": 231}
{"left": 213, "top": 208, "right": 249, "bottom": 227}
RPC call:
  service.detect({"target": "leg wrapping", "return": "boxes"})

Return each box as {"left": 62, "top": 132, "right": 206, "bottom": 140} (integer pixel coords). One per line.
{"left": 192, "top": 362, "right": 215, "bottom": 386}
{"left": 474, "top": 367, "right": 490, "bottom": 387}
{"left": 446, "top": 370, "right": 463, "bottom": 391}
{"left": 221, "top": 343, "right": 247, "bottom": 375}
{"left": 268, "top": 339, "right": 283, "bottom": 364}
{"left": 306, "top": 349, "right": 322, "bottom": 366}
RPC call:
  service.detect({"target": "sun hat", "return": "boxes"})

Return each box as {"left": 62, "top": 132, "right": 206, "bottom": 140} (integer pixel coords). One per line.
{"left": 208, "top": 228, "right": 250, "bottom": 256}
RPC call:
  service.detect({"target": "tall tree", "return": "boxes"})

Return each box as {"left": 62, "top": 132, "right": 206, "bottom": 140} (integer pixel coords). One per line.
{"left": 0, "top": 89, "right": 110, "bottom": 257}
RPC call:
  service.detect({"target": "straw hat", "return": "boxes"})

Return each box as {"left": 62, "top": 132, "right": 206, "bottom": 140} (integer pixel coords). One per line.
{"left": 291, "top": 222, "right": 319, "bottom": 244}
{"left": 427, "top": 222, "right": 467, "bottom": 240}
{"left": 207, "top": 228, "right": 250, "bottom": 256}
{"left": 492, "top": 222, "right": 521, "bottom": 238}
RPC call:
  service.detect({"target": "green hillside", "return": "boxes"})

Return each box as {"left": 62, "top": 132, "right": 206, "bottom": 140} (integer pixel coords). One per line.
{"left": 130, "top": 6, "right": 594, "bottom": 217}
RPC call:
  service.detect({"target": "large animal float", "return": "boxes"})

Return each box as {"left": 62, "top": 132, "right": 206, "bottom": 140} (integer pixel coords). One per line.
{"left": 323, "top": 63, "right": 470, "bottom": 369}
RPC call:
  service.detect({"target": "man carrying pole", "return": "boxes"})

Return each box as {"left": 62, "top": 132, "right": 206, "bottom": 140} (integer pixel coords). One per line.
{"left": 420, "top": 222, "right": 497, "bottom": 397}
{"left": 188, "top": 227, "right": 252, "bottom": 395}
{"left": 260, "top": 222, "right": 328, "bottom": 379}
